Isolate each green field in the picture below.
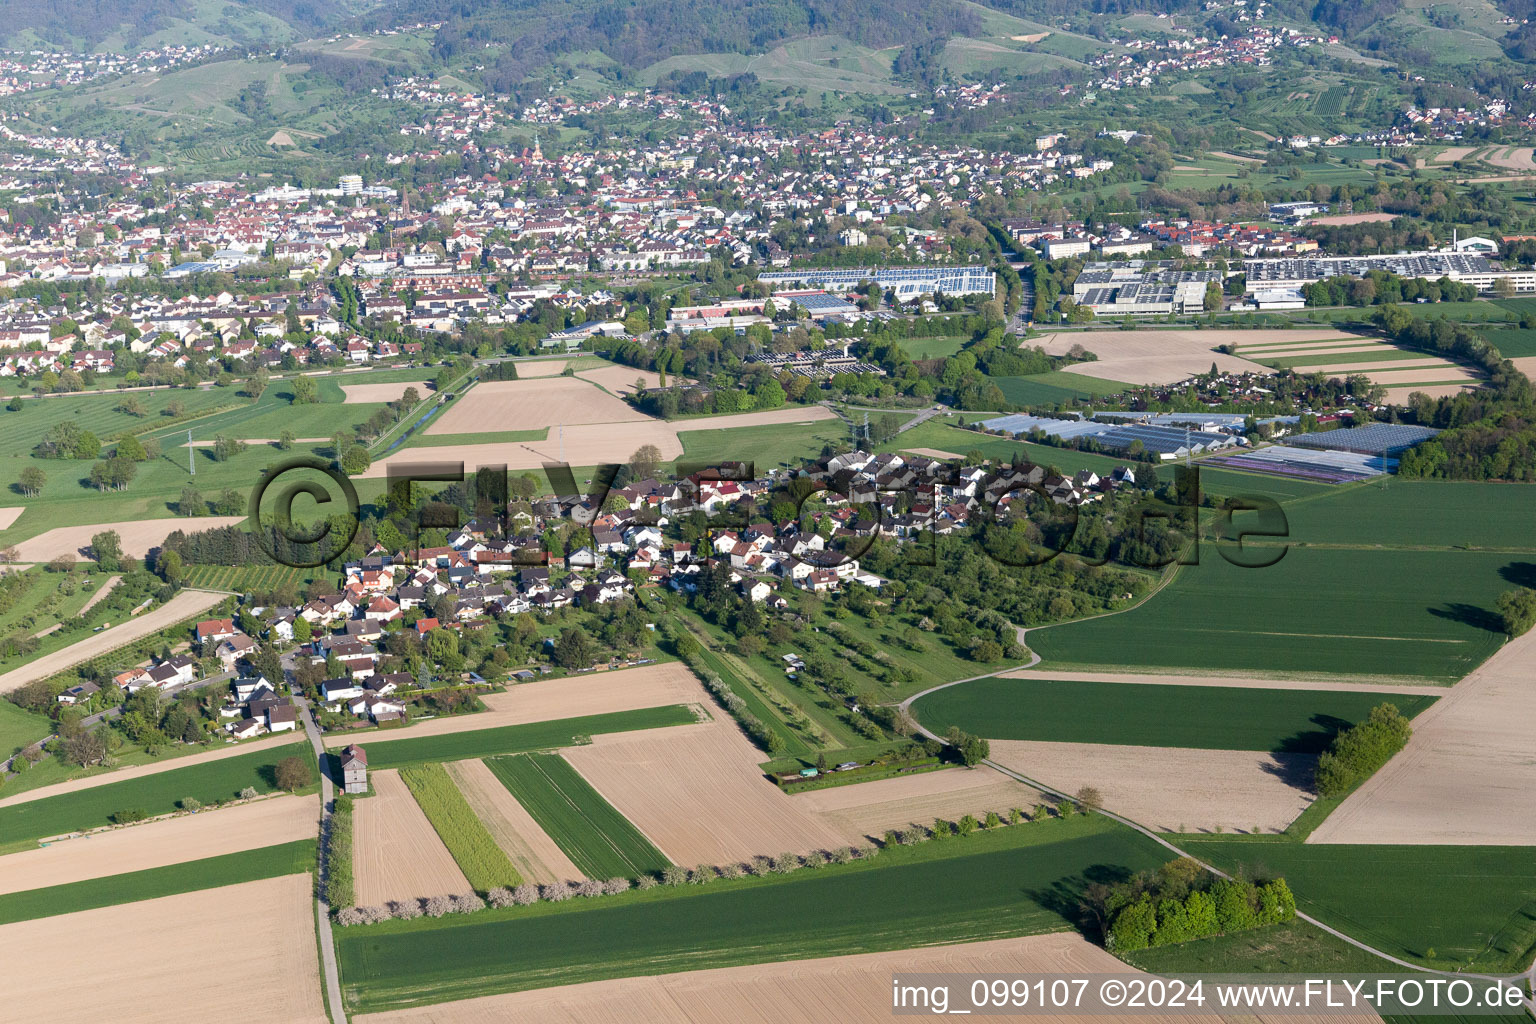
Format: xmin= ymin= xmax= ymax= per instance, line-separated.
xmin=1030 ymin=546 xmax=1510 ymax=681
xmin=880 ymin=419 xmax=1334 ymax=504
xmin=993 ymin=371 xmax=1130 ymax=406
xmin=1259 ymin=348 xmax=1433 ymax=369
xmin=899 ymin=335 xmax=969 ymax=359
xmin=1479 ymin=327 xmax=1536 ymax=358
xmin=912 ymin=677 xmax=1436 ymax=752
xmin=677 ymin=417 xmax=849 ymax=472
xmin=1027 ymin=480 xmax=1531 ymax=683
xmin=1278 ymin=479 xmax=1536 ymax=551
xmin=0 ymin=838 xmax=315 ymax=925
xmin=404 ymin=428 xmax=548 ymax=449
xmin=337 ymin=815 xmax=1168 ymax=1013
xmin=400 ymin=763 xmax=522 ymax=891
xmin=357 ymin=707 xmax=699 ymax=769
xmin=883 ymin=420 xmax=1130 ymax=477
xmin=183 ymin=563 xmax=318 ymax=593
xmin=485 ymin=753 xmax=669 ymax=878
xmin=0 ymin=387 xmax=243 ymax=458
xmin=0 ymin=741 xmax=310 ymax=844
xmin=0 ymin=696 xmax=53 ymax=759
xmin=1183 ymin=840 xmax=1536 ymax=972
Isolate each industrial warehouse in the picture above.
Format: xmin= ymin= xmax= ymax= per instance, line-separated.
xmin=757 ymin=265 xmax=998 ymax=298
xmin=1068 ymin=252 xmax=1536 ymax=316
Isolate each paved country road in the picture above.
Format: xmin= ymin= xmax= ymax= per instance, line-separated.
xmin=290 ymin=657 xmax=348 ymax=1024
xmin=0 ymin=588 xmax=228 ymax=695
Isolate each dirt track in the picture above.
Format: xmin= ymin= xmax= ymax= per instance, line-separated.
xmin=0 ymin=588 xmax=229 ymax=695
xmin=323 ymin=662 xmax=705 ymax=749
xmin=445 ymin=758 xmax=581 ymax=883
xmin=353 ymin=768 xmax=470 ymax=904
xmin=563 ymin=718 xmax=847 ymax=864
xmin=76 ymin=574 xmax=122 ymax=617
xmin=1307 ymin=630 xmax=1536 ymax=845
xmin=988 ymin=740 xmax=1316 ymax=834
xmin=352 ymin=931 xmax=1380 ymax=1024
xmin=0 ymin=873 xmax=327 ymax=1024
xmin=0 ymin=794 xmax=317 ymax=894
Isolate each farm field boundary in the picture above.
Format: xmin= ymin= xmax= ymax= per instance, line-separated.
xmin=485 ymin=753 xmax=670 ymax=878
xmin=0 ymin=838 xmax=315 ymax=926
xmin=335 ymin=815 xmax=1167 ymax=1013
xmin=355 ymin=705 xmax=701 ymax=769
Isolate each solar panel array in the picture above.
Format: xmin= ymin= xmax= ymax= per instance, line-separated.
xmin=1245 ymin=253 xmax=1493 ymax=283
xmin=979 ymin=414 xmax=1110 ymax=440
xmin=1213 ymin=445 xmax=1393 ymax=483
xmin=1285 ymin=423 xmax=1440 ymax=457
xmin=1092 ymin=424 xmax=1239 ymax=456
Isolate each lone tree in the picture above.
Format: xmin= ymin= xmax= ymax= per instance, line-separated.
xmin=340 ymin=444 xmax=372 ymax=476
xmin=89 ymin=530 xmax=123 ymax=572
xmin=1496 ymin=587 xmax=1536 ymax=638
xmin=17 ymin=465 xmax=44 ymax=496
xmin=1075 ymin=786 xmax=1104 ymax=813
xmin=274 ymin=755 xmax=314 ymax=792
xmin=630 ymin=443 xmax=664 ymax=480
xmin=289 ymin=376 xmax=319 ymax=405
xmin=179 ymin=484 xmax=206 ymax=516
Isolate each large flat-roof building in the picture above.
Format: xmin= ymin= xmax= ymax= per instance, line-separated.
xmin=757 ymin=266 xmax=996 ymax=299
xmin=1072 ymin=264 xmax=1222 ymax=316
xmin=1243 ymin=252 xmax=1536 ymax=294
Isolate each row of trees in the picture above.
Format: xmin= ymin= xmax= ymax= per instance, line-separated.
xmin=1315 ymin=703 xmax=1413 ymax=798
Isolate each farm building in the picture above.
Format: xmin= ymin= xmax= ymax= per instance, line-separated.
xmin=340 ymin=744 xmax=368 ymax=795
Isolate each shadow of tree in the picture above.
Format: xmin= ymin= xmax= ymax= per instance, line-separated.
xmin=1499 ymin=561 xmax=1536 ymax=589
xmin=1026 ymin=862 xmax=1138 ymax=942
xmin=1275 ymin=713 xmax=1350 ymax=754
xmin=1428 ymin=602 xmax=1503 ymax=633
xmin=1257 ymin=752 xmax=1318 ymax=793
